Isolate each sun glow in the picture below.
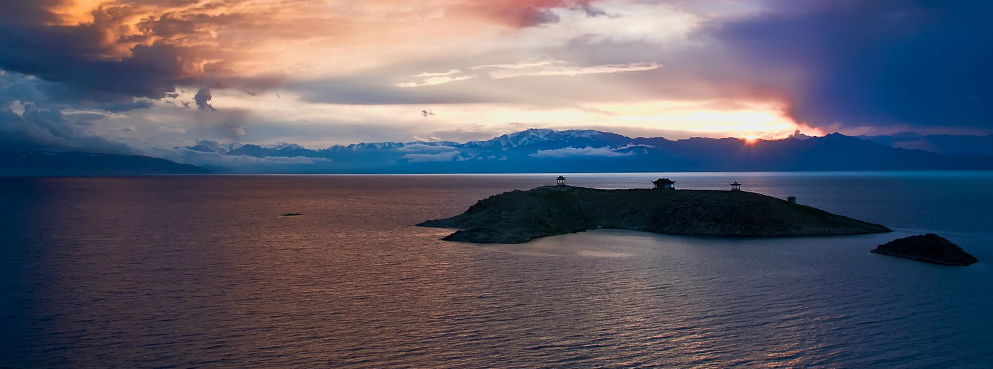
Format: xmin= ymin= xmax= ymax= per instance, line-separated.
xmin=600 ymin=100 xmax=805 ymax=139
xmin=21 ymin=0 xmax=826 ymax=149
xmin=194 ymin=91 xmax=815 ymax=145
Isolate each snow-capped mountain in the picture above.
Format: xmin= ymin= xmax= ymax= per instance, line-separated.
xmin=185 ymin=140 xmax=242 ymax=154
xmin=469 ymin=129 xmax=629 ymax=149
xmin=177 ymin=128 xmax=993 ymax=173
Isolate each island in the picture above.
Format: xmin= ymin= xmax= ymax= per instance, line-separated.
xmin=418 ymin=185 xmax=891 ymax=244
xmin=871 ymin=234 xmax=978 ymax=266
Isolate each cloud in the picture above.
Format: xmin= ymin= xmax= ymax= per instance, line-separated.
xmin=0 ymin=104 xmax=136 ymax=154
xmin=455 ymin=153 xmax=479 ymax=161
xmin=472 ymin=56 xmax=564 ymax=70
xmin=0 ymin=0 xmax=603 ymax=104
xmin=398 ymin=143 xmax=457 ymax=152
xmin=485 ymin=61 xmax=662 ymax=79
xmin=95 ymin=99 xmax=155 ymax=113
xmin=709 ymin=0 xmax=993 ymax=130
xmin=403 ymin=150 xmax=462 ymax=162
xmin=529 ymin=145 xmax=638 ymax=158
xmin=3 ymin=0 xmax=989 ymax=158
xmin=158 ymin=126 xmax=187 ymax=134
xmin=189 ymin=87 xmax=249 ymax=140
xmin=394 ymin=57 xmax=660 ymax=89
xmin=212 ymin=109 xmax=251 ymax=140
xmin=0 ymin=0 xmax=285 ymax=105
xmin=0 ymin=21 xmax=189 ymax=101
xmin=577 ymin=4 xmax=609 ymax=17
xmin=194 ymin=88 xmax=216 ymax=111
xmin=152 ymin=147 xmax=333 ymax=172
xmin=413 ymin=69 xmax=462 ymax=77
xmin=413 ymin=135 xmax=444 ymax=142
xmin=463 ymin=1 xmax=599 ymax=28
xmin=395 ymin=75 xmax=477 ymax=88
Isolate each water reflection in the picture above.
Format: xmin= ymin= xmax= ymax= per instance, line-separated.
xmin=1 ymin=174 xmax=991 ymax=368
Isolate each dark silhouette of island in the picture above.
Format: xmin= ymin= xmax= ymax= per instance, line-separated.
xmin=871 ymin=234 xmax=978 ymax=266
xmin=418 ymin=185 xmax=891 ymax=244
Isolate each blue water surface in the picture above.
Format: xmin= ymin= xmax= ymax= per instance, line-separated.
xmin=1 ymin=172 xmax=991 ymax=368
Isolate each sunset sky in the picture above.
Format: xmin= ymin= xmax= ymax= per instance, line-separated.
xmin=1 ymin=0 xmax=990 ymax=154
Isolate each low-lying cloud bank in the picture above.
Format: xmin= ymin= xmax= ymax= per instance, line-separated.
xmin=530 ymin=144 xmax=645 ymax=158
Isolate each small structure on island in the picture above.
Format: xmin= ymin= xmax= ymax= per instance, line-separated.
xmin=556 ymin=176 xmax=567 ymax=186
xmin=730 ymin=181 xmax=742 ymax=191
xmin=788 ymin=196 xmax=797 ymax=204
xmin=653 ymin=178 xmax=676 ymax=190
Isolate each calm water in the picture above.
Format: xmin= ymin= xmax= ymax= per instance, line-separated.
xmin=1 ymin=173 xmax=992 ymax=368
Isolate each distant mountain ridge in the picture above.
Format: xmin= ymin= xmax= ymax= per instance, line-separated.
xmin=188 ymin=129 xmax=630 ymax=157
xmin=182 ymin=128 xmax=993 ymax=173
xmin=0 ymin=150 xmax=210 ymax=176
xmin=859 ymin=133 xmax=993 ymax=156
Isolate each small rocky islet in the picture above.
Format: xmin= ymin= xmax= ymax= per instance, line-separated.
xmin=418 ymin=184 xmax=892 ymax=244
xmin=871 ymin=234 xmax=979 ymax=266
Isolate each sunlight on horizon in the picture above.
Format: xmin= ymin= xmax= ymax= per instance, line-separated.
xmin=188 ymin=90 xmax=817 ymax=145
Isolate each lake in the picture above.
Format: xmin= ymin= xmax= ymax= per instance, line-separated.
xmin=1 ymin=172 xmax=991 ymax=368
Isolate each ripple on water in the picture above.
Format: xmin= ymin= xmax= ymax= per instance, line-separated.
xmin=1 ymin=175 xmax=992 ymax=368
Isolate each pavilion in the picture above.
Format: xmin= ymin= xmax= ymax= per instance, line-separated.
xmin=653 ymin=178 xmax=675 ymax=190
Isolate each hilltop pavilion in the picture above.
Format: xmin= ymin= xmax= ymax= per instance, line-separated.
xmin=653 ymin=178 xmax=675 ymax=190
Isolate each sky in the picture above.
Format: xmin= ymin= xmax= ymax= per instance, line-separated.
xmin=1 ymin=0 xmax=991 ymax=156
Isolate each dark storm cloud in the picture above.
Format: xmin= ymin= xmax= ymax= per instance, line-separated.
xmin=0 ymin=0 xmax=65 ymax=25
xmin=0 ymin=71 xmax=150 ymax=155
xmin=0 ymin=105 xmax=136 ymax=154
xmin=715 ymin=0 xmax=993 ymax=131
xmin=0 ymin=1 xmax=267 ymax=105
xmin=0 ymin=0 xmax=191 ymax=101
xmin=0 ymin=72 xmax=45 ymax=107
xmin=92 ymin=99 xmax=156 ymax=113
xmin=0 ymin=26 xmax=187 ymax=101
xmin=1 ymin=70 xmax=155 ymax=113
xmin=194 ymin=88 xmax=216 ymax=111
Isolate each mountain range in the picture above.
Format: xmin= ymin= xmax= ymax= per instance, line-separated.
xmin=859 ymin=133 xmax=993 ymax=156
xmin=0 ymin=150 xmax=210 ymax=176
xmin=3 ymin=129 xmax=992 ymax=175
xmin=182 ymin=128 xmax=993 ymax=173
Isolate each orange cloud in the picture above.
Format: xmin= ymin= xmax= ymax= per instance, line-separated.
xmin=457 ymin=0 xmax=601 ymax=27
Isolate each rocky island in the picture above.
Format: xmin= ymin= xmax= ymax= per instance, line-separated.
xmin=418 ymin=185 xmax=891 ymax=244
xmin=871 ymin=234 xmax=979 ymax=266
